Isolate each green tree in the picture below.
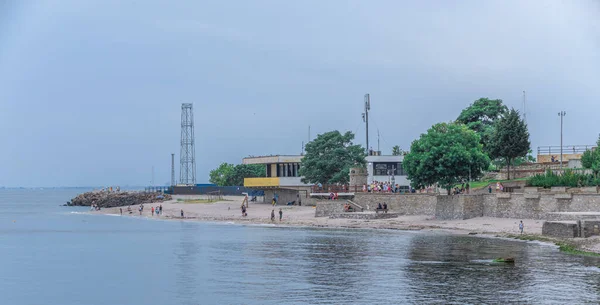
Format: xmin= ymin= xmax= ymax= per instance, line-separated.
xmin=209 ymin=163 xmax=235 ymax=186
xmin=581 ymin=136 xmax=600 ymax=177
xmin=227 ymin=164 xmax=265 ymax=186
xmin=456 ymin=98 xmax=508 ymax=153
xmin=487 ymin=108 xmax=531 ymax=180
xmin=392 ymin=145 xmax=403 ymax=156
xmin=299 ymin=130 xmax=365 ymax=184
xmin=403 ymin=122 xmax=490 ymax=194
xmin=209 ymin=163 xmax=265 ymax=186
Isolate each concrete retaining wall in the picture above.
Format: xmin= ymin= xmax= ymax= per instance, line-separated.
xmin=319 ymin=189 xmax=600 ymax=220
xmin=542 ymin=221 xmax=579 ymax=238
xmin=315 ymin=201 xmax=345 ymax=217
xmin=435 ymin=195 xmax=484 ymax=220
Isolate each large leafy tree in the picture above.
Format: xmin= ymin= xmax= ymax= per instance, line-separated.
xmin=581 ymin=136 xmax=600 ymax=177
xmin=209 ymin=163 xmax=234 ymax=186
xmin=299 ymin=130 xmax=365 ymax=184
xmin=487 ymin=108 xmax=531 ymax=180
xmin=403 ymin=122 xmax=490 ymax=194
xmin=456 ymin=98 xmax=508 ymax=153
xmin=209 ymin=163 xmax=265 ymax=186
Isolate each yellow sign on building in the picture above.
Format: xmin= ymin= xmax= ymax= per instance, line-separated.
xmin=244 ymin=177 xmax=280 ymax=187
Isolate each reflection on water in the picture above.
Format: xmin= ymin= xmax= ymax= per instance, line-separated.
xmin=2 ymin=189 xmax=600 ymax=305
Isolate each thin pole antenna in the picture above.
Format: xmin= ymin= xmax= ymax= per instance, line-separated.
xmin=363 ymin=93 xmax=370 ymax=154
xmin=523 ymin=91 xmax=527 ymax=123
xmin=308 ymin=125 xmax=311 ymax=142
xmin=151 ymin=165 xmax=154 ymax=187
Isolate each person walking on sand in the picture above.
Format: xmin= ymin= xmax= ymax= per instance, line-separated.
xmin=180 ymin=209 xmax=184 ymax=218
xmin=519 ymin=221 xmax=524 ymax=234
xmin=279 ymin=208 xmax=283 ymax=221
xmin=120 ymin=208 xmax=122 ymax=215
xmin=159 ymin=205 xmax=163 ymax=215
xmin=151 ymin=207 xmax=155 ymax=216
xmin=271 ymin=209 xmax=275 ymax=221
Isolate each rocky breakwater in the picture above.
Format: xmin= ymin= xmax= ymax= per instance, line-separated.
xmin=66 ymin=191 xmax=172 ymax=208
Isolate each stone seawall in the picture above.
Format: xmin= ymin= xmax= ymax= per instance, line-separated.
xmin=353 ymin=193 xmax=437 ymax=215
xmin=315 ymin=189 xmax=600 ymax=220
xmin=482 ymin=193 xmax=600 ymax=219
xmin=436 ymin=195 xmax=484 ymax=220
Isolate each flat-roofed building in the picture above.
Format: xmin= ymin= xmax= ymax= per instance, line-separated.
xmin=242 ymin=155 xmax=312 ymax=204
xmin=366 ymin=155 xmax=410 ymax=191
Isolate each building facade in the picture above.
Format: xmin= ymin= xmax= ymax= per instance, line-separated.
xmin=243 ymin=154 xmax=411 ymax=196
xmin=366 ymin=155 xmax=410 ymax=190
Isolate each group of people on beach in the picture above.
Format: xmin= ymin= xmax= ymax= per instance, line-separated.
xmin=90 ymin=204 xmax=101 ymax=211
xmin=271 ymin=209 xmax=282 ymax=221
xmin=151 ymin=205 xmax=163 ymax=217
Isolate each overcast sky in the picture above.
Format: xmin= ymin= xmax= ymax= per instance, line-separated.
xmin=1 ymin=0 xmax=599 ymax=187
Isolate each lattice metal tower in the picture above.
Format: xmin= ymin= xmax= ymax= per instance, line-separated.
xmin=179 ymin=103 xmax=196 ymax=185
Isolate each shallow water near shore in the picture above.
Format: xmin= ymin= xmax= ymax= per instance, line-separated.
xmin=2 ymin=189 xmax=600 ymax=304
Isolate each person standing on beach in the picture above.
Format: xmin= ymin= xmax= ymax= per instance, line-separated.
xmin=159 ymin=205 xmax=163 ymax=215
xmin=151 ymin=207 xmax=155 ymax=216
xmin=180 ymin=209 xmax=184 ymax=218
xmin=271 ymin=210 xmax=275 ymax=221
xmin=519 ymin=221 xmax=524 ymax=234
xmin=120 ymin=208 xmax=122 ymax=215
xmin=279 ymin=208 xmax=283 ymax=221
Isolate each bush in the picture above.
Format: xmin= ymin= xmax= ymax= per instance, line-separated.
xmin=527 ymin=169 xmax=600 ymax=188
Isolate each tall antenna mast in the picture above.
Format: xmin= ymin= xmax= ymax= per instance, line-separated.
xmin=180 ymin=103 xmax=196 ymax=185
xmin=363 ymin=93 xmax=370 ymax=154
xmin=377 ymin=129 xmax=380 ymax=152
xmin=308 ymin=125 xmax=311 ymax=142
xmin=523 ymin=90 xmax=527 ymax=124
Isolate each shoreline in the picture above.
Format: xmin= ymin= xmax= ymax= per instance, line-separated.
xmin=87 ymin=195 xmax=600 ymax=256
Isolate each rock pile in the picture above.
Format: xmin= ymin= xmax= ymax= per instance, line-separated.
xmin=66 ymin=191 xmax=172 ymax=208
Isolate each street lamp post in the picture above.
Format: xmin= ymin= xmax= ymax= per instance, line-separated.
xmin=558 ymin=111 xmax=566 ymax=170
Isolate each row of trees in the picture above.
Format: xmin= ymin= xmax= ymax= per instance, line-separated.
xmin=207 ymin=131 xmax=366 ymax=186
xmin=206 ymin=98 xmax=532 ymax=192
xmin=404 ymin=98 xmax=531 ymax=194
xmin=209 ymin=163 xmax=265 ymax=186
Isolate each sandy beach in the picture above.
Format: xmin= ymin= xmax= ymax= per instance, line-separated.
xmin=94 ymin=195 xmax=543 ymax=235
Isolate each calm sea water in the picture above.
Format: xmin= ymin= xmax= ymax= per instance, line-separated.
xmin=1 ymin=188 xmax=600 ymax=305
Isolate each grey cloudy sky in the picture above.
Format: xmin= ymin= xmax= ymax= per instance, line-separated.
xmin=1 ymin=0 xmax=599 ymax=187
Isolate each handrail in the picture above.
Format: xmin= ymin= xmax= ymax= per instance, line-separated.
xmin=346 ymin=200 xmax=364 ymax=212
xmin=537 ymin=145 xmax=595 ymax=155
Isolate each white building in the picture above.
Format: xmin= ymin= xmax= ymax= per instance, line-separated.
xmin=366 ymin=155 xmax=410 ymax=191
